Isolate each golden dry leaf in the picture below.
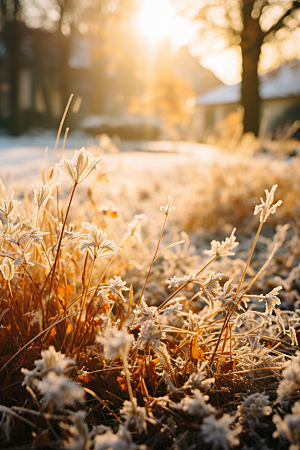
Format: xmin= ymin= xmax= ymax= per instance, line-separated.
xmin=57 ymin=284 xmax=75 ymax=309
xmin=78 ymin=372 xmax=94 ymax=384
xmin=49 ymin=327 xmax=57 ymax=338
xmin=221 ymin=360 xmax=236 ymax=374
xmin=33 ymin=430 xmax=50 ymax=446
xmin=117 ymin=376 xmax=128 ymax=391
xmin=65 ymin=322 xmax=73 ymax=336
xmin=197 ymin=347 xmax=206 ymax=361
xmin=190 ymin=335 xmax=198 ymax=366
xmin=146 ymin=360 xmax=157 ymax=393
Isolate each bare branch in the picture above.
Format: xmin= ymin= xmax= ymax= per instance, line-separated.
xmin=264 ymin=0 xmax=300 ymax=37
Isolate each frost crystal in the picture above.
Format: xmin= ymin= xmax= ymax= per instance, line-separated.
xmin=0 ymin=191 xmax=20 ymax=225
xmin=216 ymin=280 xmax=236 ymax=311
xmin=96 ymin=276 xmax=129 ymax=305
xmin=254 ymin=184 xmax=282 ymax=223
xmin=203 ymin=271 xmax=223 ymax=296
xmin=120 ymin=398 xmax=148 ymax=432
xmin=251 ymin=286 xmax=282 ymax=315
xmin=34 ymin=182 xmax=60 ymax=208
xmin=79 ymin=223 xmax=121 ymax=260
xmin=160 ymin=195 xmax=176 ymax=216
xmin=21 ymin=345 xmax=76 ymax=386
xmin=50 ymin=223 xmax=81 ymax=252
xmin=277 ymin=351 xmax=300 ymax=401
xmin=166 ymin=272 xmax=194 ymax=289
xmin=56 ymin=147 xmax=103 ymax=185
xmin=8 ymin=228 xmax=48 ymax=248
xmin=133 ymin=298 xmax=158 ymax=327
xmin=61 ymin=410 xmax=90 ymax=450
xmin=135 ymin=320 xmax=164 ymax=350
xmin=288 ymin=326 xmax=298 ymax=346
xmin=237 ymin=393 xmax=271 ymax=425
xmin=201 ymin=414 xmax=242 ymax=450
xmin=34 ymin=371 xmax=84 ymax=408
xmin=124 ymin=214 xmax=146 ymax=244
xmin=174 ymin=389 xmax=215 ymax=416
xmin=96 ymin=287 xmax=114 ymax=306
xmin=109 ymin=276 xmax=130 ymax=301
xmin=0 ymin=257 xmax=15 ymax=281
xmin=183 ymin=362 xmax=215 ymax=390
xmin=97 ymin=328 xmax=134 ymax=359
xmin=161 ymin=301 xmax=183 ymax=316
xmin=273 ymin=401 xmax=300 ymax=450
xmin=94 ymin=426 xmax=139 ymax=450
xmin=204 ymin=229 xmax=239 ymax=257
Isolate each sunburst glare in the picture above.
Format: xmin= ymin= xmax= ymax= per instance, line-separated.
xmin=136 ymin=0 xmax=193 ymax=46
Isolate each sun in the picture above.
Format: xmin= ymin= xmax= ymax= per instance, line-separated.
xmin=136 ymin=0 xmax=176 ymax=43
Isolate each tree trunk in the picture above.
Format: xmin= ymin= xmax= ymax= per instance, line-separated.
xmin=5 ymin=18 xmax=23 ymax=135
xmin=59 ymin=32 xmax=72 ymax=111
xmin=240 ymin=0 xmax=264 ymax=136
xmin=57 ymin=0 xmax=73 ymax=112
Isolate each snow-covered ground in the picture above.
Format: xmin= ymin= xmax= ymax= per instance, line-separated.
xmin=0 ymin=130 xmax=218 ymax=189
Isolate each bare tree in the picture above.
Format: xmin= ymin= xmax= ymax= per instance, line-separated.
xmin=191 ymin=0 xmax=300 ymax=135
xmin=0 ymin=0 xmax=23 ymax=134
xmin=0 ymin=0 xmax=138 ymax=133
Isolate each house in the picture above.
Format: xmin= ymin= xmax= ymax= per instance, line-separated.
xmin=171 ymin=46 xmax=223 ymax=96
xmin=0 ymin=25 xmax=224 ymax=137
xmin=194 ymin=59 xmax=300 ymax=140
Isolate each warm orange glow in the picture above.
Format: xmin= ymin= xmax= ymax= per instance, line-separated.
xmin=136 ymin=0 xmax=175 ymax=42
xmin=136 ymin=0 xmax=194 ymax=46
xmin=200 ymin=45 xmax=242 ymax=85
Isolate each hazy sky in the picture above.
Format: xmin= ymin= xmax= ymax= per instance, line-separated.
xmin=136 ymin=0 xmax=300 ymax=85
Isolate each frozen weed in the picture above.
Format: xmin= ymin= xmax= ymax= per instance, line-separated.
xmin=0 ymin=138 xmax=299 ymax=450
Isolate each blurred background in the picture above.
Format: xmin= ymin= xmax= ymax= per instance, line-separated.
xmin=1 ymin=0 xmax=300 ymax=141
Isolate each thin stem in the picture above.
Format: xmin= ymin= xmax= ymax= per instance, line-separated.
xmin=26 ymin=385 xmax=60 ymax=441
xmin=232 ymin=221 xmax=264 ymax=301
xmin=215 ymin=244 xmax=279 ymax=341
xmin=0 ymin=309 xmax=82 ymax=374
xmin=35 ymin=207 xmax=40 ymax=228
xmin=8 ymin=281 xmax=13 ymax=352
xmin=60 ymin=127 xmax=69 ymax=159
xmin=121 ymin=350 xmax=135 ymax=407
xmin=43 ymin=147 xmax=48 ymax=183
xmin=219 ymin=324 xmax=229 ymax=367
xmin=130 ymin=213 xmax=168 ymax=327
xmin=157 ymin=255 xmax=217 ymax=313
xmin=48 ymin=183 xmax=77 ymax=307
xmin=82 ymin=258 xmax=96 ymax=310
xmin=140 ymin=215 xmax=168 ymax=299
xmin=209 ymin=221 xmax=264 ymax=368
xmin=57 ymin=247 xmax=78 ymax=285
xmin=33 ymin=208 xmax=41 ymax=280
xmin=71 ymin=257 xmax=96 ymax=352
xmin=51 ymin=94 xmax=73 ymax=169
xmin=76 ymin=308 xmax=98 ymax=354
xmin=80 ymin=256 xmax=114 ymax=336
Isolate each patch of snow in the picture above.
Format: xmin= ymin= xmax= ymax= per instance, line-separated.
xmin=196 ymin=60 xmax=300 ymax=106
xmin=81 ymin=115 xmax=162 ymax=129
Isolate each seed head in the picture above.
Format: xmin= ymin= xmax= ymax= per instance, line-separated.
xmin=160 ymin=196 xmax=176 ymax=216
xmin=34 ymin=182 xmax=60 ymax=208
xmin=97 ymin=328 xmax=134 ymax=359
xmin=254 ymin=184 xmax=282 ymax=223
xmin=79 ymin=223 xmax=121 ymax=260
xmin=34 ymin=371 xmax=84 ymax=408
xmin=56 ymin=147 xmax=103 ymax=185
xmin=0 ymin=192 xmax=20 ymax=225
xmin=204 ymin=228 xmax=239 ymax=258
xmin=0 ymin=257 xmax=15 ymax=281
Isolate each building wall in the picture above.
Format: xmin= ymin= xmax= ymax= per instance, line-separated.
xmin=194 ymin=97 xmax=300 ymax=141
